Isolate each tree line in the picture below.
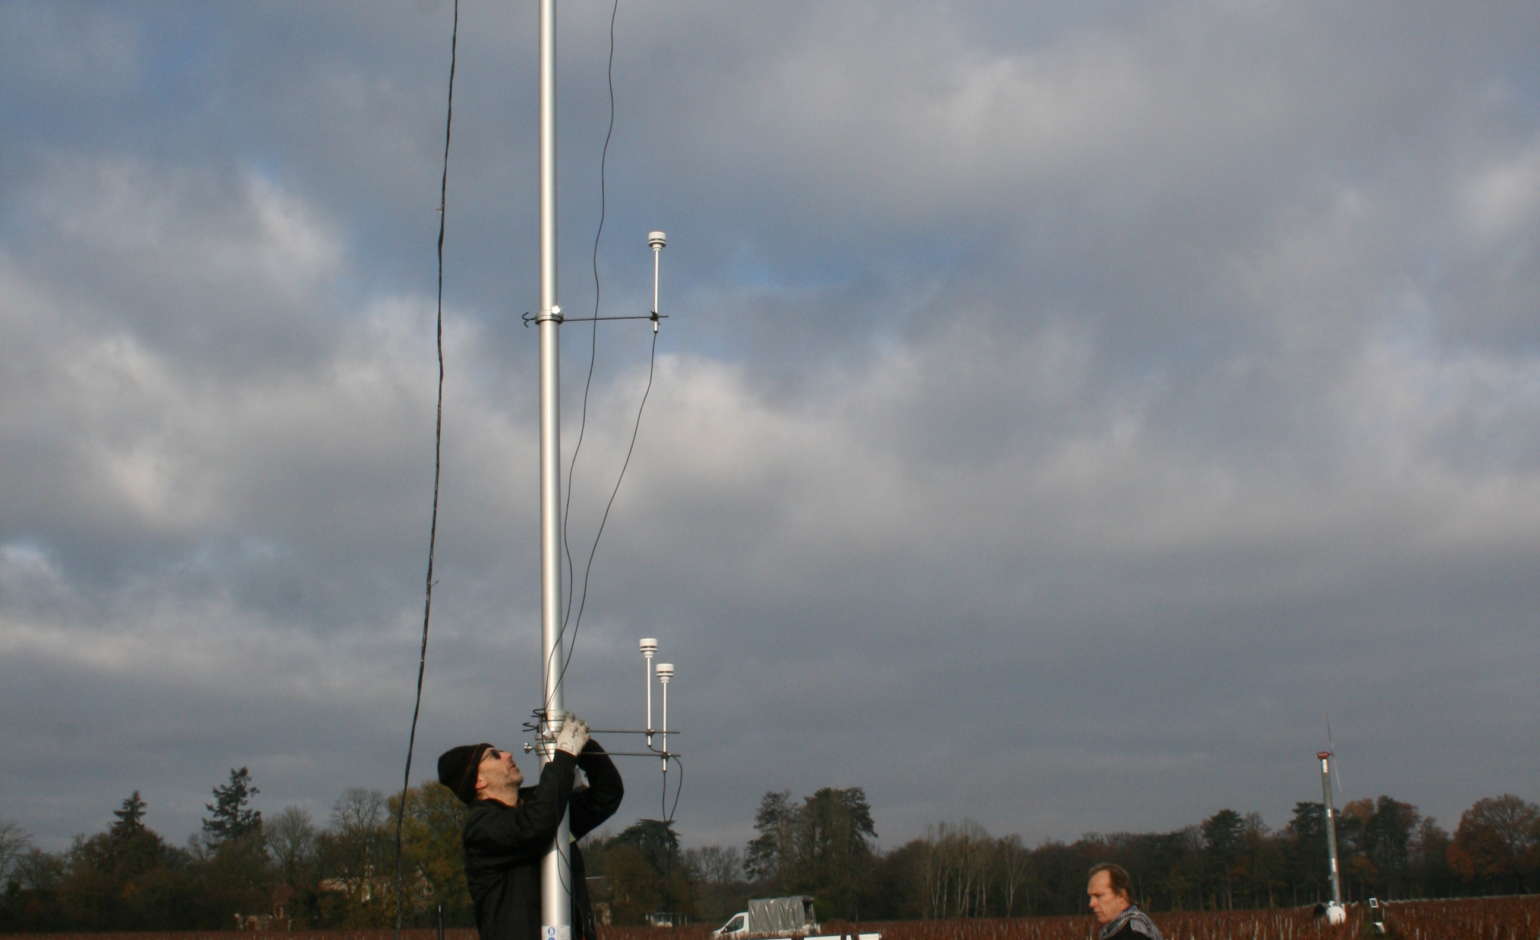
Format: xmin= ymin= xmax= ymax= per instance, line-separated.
xmin=708 ymin=790 xmax=1540 ymax=924
xmin=2 ymin=772 xmax=1536 ymax=932
xmin=0 ymin=768 xmax=471 ymax=932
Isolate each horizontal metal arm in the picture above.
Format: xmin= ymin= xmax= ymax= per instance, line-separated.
xmin=522 ymin=312 xmax=669 ymax=326
xmin=598 ymin=750 xmax=683 ymax=758
xmin=585 ymin=727 xmax=682 ymax=736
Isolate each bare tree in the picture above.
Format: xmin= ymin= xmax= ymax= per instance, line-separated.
xmin=923 ymin=819 xmax=993 ymax=918
xmin=265 ymin=806 xmax=318 ymax=890
xmin=686 ymin=844 xmax=744 ymax=884
xmin=0 ymin=819 xmax=34 ymax=884
xmin=994 ymin=834 xmax=1033 ymax=916
xmin=321 ymin=788 xmax=390 ymax=909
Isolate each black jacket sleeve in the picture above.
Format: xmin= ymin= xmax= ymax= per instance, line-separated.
xmin=570 ymin=739 xmax=624 ymax=839
xmin=463 ymin=750 xmax=577 ymax=866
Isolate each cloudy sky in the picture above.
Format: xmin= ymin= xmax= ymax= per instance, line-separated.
xmin=3 ymin=0 xmax=1537 ymax=858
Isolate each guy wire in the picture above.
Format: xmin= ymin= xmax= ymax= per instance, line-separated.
xmin=394 ymin=0 xmax=457 ymax=933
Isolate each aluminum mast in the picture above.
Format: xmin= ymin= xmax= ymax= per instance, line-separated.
xmin=536 ymin=0 xmax=573 ymax=934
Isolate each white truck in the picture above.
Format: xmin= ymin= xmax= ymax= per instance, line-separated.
xmin=710 ymin=896 xmax=880 ymax=940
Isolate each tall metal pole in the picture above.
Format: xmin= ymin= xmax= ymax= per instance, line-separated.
xmin=1317 ymin=750 xmax=1343 ymax=907
xmin=537 ymin=0 xmax=573 ymax=934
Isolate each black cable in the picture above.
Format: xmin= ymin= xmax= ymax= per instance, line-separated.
xmin=561 ymin=326 xmax=658 ymax=685
xmin=663 ymin=754 xmax=684 ymax=823
xmin=547 ymin=0 xmax=622 ymax=709
xmin=515 ymin=0 xmax=677 ymax=899
xmin=659 ymin=756 xmax=684 ymax=921
xmin=394 ymin=1 xmax=457 ymax=933
xmin=545 ymin=0 xmax=623 ymax=904
xmin=538 ymin=326 xmax=661 ymax=900
xmin=559 ymin=0 xmax=620 ymax=624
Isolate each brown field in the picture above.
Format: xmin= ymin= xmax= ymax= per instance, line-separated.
xmin=5 ymin=896 xmax=1537 ymax=940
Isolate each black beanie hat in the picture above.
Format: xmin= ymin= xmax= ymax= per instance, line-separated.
xmin=438 ymin=743 xmax=492 ymax=804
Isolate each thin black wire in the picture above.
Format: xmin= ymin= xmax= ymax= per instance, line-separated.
xmin=394 ymin=0 xmax=457 ymax=933
xmin=663 ymin=754 xmax=684 ymax=823
xmin=559 ymin=0 xmax=619 ymax=624
xmin=546 ymin=0 xmax=622 ymax=708
xmin=545 ymin=0 xmax=622 ymax=904
xmin=543 ymin=325 xmax=660 ymax=903
xmin=658 ymin=756 xmax=684 ymax=918
xmin=562 ymin=327 xmax=658 ymax=680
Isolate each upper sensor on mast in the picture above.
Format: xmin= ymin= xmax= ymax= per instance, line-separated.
xmin=648 ymin=231 xmax=667 ymax=330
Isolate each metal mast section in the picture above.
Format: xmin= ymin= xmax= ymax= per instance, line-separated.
xmin=1317 ymin=750 xmax=1344 ymax=910
xmin=536 ymin=0 xmax=573 ymax=934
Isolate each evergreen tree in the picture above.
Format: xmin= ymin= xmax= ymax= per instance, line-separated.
xmin=599 ymin=819 xmax=688 ymax=922
xmin=112 ymin=791 xmax=148 ymax=836
xmin=746 ymin=790 xmax=795 ymax=888
xmin=203 ymin=767 xmax=263 ymax=845
xmin=1408 ymin=817 xmax=1454 ymax=898
xmin=744 ymin=787 xmax=877 ymax=917
xmin=1363 ymin=796 xmax=1420 ymax=896
xmin=56 ymin=796 xmax=187 ymax=931
xmin=797 ymin=787 xmax=876 ymax=918
xmin=1200 ymin=808 xmax=1245 ymax=909
xmin=1286 ymin=801 xmax=1328 ymax=903
xmin=613 ymin=818 xmax=682 ymax=873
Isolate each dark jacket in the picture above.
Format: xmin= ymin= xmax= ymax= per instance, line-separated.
xmin=463 ymin=741 xmax=623 ymax=939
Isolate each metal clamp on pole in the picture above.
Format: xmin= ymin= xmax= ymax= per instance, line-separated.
xmin=521 ymin=638 xmax=683 ymax=765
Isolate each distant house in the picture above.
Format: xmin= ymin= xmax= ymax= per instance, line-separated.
xmin=234 ymin=884 xmax=295 ymax=930
xmin=646 ymin=911 xmax=689 ymax=927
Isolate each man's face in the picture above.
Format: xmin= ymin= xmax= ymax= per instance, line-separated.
xmin=476 ymin=746 xmax=523 ymax=792
xmin=1087 ymin=870 xmax=1130 ymax=925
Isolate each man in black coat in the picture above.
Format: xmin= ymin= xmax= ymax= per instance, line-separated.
xmin=439 ymin=715 xmax=623 ymax=939
xmin=1087 ymin=862 xmax=1164 ymax=940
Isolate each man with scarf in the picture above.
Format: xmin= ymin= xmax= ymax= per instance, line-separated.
xmin=1087 ymin=862 xmax=1164 ymax=940
xmin=438 ymin=714 xmax=623 ymax=939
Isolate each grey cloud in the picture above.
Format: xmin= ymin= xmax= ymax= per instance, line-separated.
xmin=3 ymin=0 xmax=1538 ymax=857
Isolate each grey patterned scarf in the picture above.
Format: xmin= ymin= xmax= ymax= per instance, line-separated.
xmin=1098 ymin=905 xmax=1164 ymax=940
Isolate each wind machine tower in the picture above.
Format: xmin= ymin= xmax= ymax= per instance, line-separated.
xmin=1316 ymin=750 xmax=1346 ymax=925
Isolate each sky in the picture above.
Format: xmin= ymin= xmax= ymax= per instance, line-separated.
xmin=2 ymin=0 xmax=1538 ymax=859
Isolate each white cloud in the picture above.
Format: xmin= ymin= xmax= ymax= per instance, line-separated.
xmin=1461 ymin=132 xmax=1540 ymax=240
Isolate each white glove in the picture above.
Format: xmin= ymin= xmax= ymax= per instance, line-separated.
xmin=554 ymin=715 xmax=590 ymax=756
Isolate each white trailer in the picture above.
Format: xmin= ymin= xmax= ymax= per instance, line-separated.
xmin=711 ymin=896 xmax=880 ymax=940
